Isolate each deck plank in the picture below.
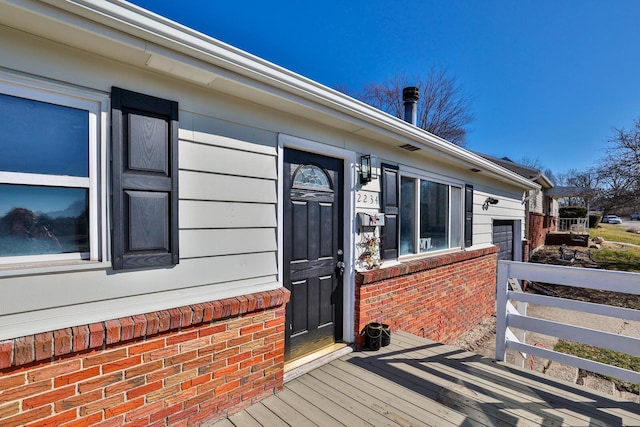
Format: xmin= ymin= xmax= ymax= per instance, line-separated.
xmin=303 ymin=367 xmax=425 ymax=427
xmin=259 ymin=392 xmax=318 ymax=426
xmin=213 ymin=331 xmax=640 ymax=427
xmin=346 ymin=348 xmax=519 ymax=426
xmin=244 ymin=401 xmax=289 ymax=427
xmin=287 ymin=378 xmax=377 ymax=426
xmin=383 ymin=334 xmax=620 ymax=426
xmin=227 ymin=410 xmax=262 ymax=427
xmin=378 ymin=343 xmax=580 ymax=426
xmin=321 ymin=361 xmax=463 ymax=426
xmin=390 ymin=332 xmax=640 ymax=425
xmin=473 ymin=359 xmax=640 ymax=426
xmin=323 ymin=360 xmax=467 ymax=425
xmin=271 ymin=388 xmax=343 ymax=427
xmin=207 ymin=418 xmax=234 ymax=427
xmin=377 ymin=338 xmax=586 ymax=425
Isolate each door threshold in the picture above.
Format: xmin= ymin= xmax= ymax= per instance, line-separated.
xmin=284 ymin=343 xmax=353 ymax=383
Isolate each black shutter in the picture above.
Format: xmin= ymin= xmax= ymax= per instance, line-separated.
xmin=380 ymin=163 xmax=399 ymax=260
xmin=111 ymin=87 xmax=179 ymax=270
xmin=464 ymin=184 xmax=473 ymax=247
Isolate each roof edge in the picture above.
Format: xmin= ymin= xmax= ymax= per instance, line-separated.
xmin=28 ymin=0 xmax=538 ymax=190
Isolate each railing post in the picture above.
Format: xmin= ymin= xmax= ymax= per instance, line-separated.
xmin=509 ymin=278 xmax=527 ymax=368
xmin=495 ymin=260 xmax=509 ymax=361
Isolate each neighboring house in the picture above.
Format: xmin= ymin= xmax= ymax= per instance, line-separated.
xmin=478 ymin=154 xmax=558 ymax=259
xmin=0 ymin=1 xmax=538 ymax=425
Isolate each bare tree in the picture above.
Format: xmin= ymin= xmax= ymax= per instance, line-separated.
xmin=518 ymin=156 xmax=545 ymax=170
xmin=595 ymin=160 xmax=636 ymax=214
xmin=516 ymin=156 xmax=557 ymax=185
xmin=608 ymin=117 xmax=640 ymax=170
xmin=543 ymin=168 xmax=557 ymax=185
xmin=344 ymin=67 xmax=474 ymax=147
xmin=552 ymin=168 xmax=599 ymax=207
xmin=593 ymin=117 xmax=640 ymax=213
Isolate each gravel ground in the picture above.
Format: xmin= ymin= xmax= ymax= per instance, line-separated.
xmin=451 ymin=314 xmax=497 ymax=357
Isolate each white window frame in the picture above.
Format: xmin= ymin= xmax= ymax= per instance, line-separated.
xmin=0 ymin=70 xmax=108 ymax=269
xmin=399 ymin=169 xmax=465 ymax=258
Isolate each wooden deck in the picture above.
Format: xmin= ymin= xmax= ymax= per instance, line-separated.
xmin=211 ymin=332 xmax=640 ymax=426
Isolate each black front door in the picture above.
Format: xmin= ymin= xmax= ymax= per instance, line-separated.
xmin=283 ymin=148 xmax=344 ymax=361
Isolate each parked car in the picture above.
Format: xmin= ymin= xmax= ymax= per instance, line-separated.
xmin=602 ymin=215 xmax=623 ymax=224
xmin=631 ymin=213 xmax=640 ymax=220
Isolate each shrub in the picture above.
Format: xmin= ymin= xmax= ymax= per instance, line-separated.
xmin=589 ymin=213 xmax=602 ymax=228
xmin=560 ymin=206 xmax=587 ymax=218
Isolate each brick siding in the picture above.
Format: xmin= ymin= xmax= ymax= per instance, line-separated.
xmin=354 ymin=247 xmax=498 ymax=348
xmin=0 ymin=288 xmax=289 ymax=427
xmin=529 ymin=212 xmax=557 ymax=258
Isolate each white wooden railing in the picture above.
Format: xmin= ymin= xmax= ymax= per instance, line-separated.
xmin=496 ymin=261 xmax=640 ymax=385
xmin=557 ymin=217 xmax=588 ymax=232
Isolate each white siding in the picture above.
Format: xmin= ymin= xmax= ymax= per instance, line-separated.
xmin=180 ymin=141 xmax=276 ymax=179
xmin=0 ymin=26 xmax=283 ymax=338
xmin=179 ymin=201 xmax=276 ymax=229
xmin=527 ymin=189 xmax=544 ymax=214
xmin=473 ymin=187 xmax=527 ymax=248
xmin=0 ymin=17 xmax=535 ymax=340
xmin=0 ymin=262 xmax=278 ymax=341
xmin=180 ymin=229 xmax=277 ymax=258
xmin=180 ymin=171 xmax=277 ymax=203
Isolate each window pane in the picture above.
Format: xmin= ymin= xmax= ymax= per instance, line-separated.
xmin=0 ymin=94 xmax=89 ymax=177
xmin=292 ymin=165 xmax=332 ymax=190
xmin=0 ymin=184 xmax=89 ymax=257
xmin=400 ymin=177 xmax=415 ymax=255
xmin=450 ymin=186 xmax=462 ymax=248
xmin=419 ymin=180 xmax=449 ymax=251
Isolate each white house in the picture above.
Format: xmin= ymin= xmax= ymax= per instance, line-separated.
xmin=478 ymin=154 xmax=558 ymax=258
xmin=0 ymin=1 xmax=538 ymax=425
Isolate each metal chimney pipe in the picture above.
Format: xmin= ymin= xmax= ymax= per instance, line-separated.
xmin=402 ymin=86 xmax=420 ymax=125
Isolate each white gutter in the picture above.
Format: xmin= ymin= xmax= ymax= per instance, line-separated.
xmin=17 ymin=0 xmax=537 ymax=190
xmin=530 ymin=172 xmax=554 ymax=189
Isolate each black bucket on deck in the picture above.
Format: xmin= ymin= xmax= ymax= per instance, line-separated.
xmin=381 ymin=324 xmax=391 ymax=347
xmin=365 ymin=322 xmax=382 ymax=351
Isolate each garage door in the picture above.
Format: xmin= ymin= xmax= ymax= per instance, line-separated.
xmin=493 ymin=220 xmax=514 ymax=261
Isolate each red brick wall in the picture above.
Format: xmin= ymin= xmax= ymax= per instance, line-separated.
xmin=0 ymin=288 xmax=289 ymax=427
xmin=528 ymin=212 xmax=557 ymax=258
xmin=354 ymin=247 xmax=498 ymax=348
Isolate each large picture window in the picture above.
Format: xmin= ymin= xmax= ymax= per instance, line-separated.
xmin=0 ymin=74 xmax=104 ymax=264
xmin=399 ymin=175 xmax=463 ymax=256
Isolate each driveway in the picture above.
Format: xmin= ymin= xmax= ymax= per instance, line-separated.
xmin=621 ymin=218 xmax=640 ymax=231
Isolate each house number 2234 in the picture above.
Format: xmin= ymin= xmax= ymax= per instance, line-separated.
xmin=357 ymin=192 xmax=379 ymax=205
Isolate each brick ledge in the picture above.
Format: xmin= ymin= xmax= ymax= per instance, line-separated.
xmin=0 ymin=287 xmax=290 ymax=369
xmin=356 ymin=246 xmax=498 ymax=285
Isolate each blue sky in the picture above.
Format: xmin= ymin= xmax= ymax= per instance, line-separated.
xmin=130 ymin=0 xmax=640 ymax=177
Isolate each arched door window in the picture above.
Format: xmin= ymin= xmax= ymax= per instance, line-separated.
xmin=292 ymin=164 xmax=332 ymax=191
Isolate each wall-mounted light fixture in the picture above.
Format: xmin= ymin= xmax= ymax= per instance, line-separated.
xmin=483 ymin=197 xmax=499 ymax=209
xmin=360 ymin=154 xmax=376 ymax=184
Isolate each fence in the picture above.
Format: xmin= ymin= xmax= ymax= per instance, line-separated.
xmin=496 ymin=261 xmax=640 ymax=385
xmin=557 ymin=217 xmax=588 ymax=232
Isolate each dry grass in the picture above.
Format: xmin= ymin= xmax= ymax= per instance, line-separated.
xmin=590 ymin=223 xmax=640 ymax=245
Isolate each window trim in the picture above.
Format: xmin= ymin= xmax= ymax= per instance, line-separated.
xmin=398 ymin=169 xmax=465 ymax=258
xmin=0 ymin=70 xmax=108 ymax=268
